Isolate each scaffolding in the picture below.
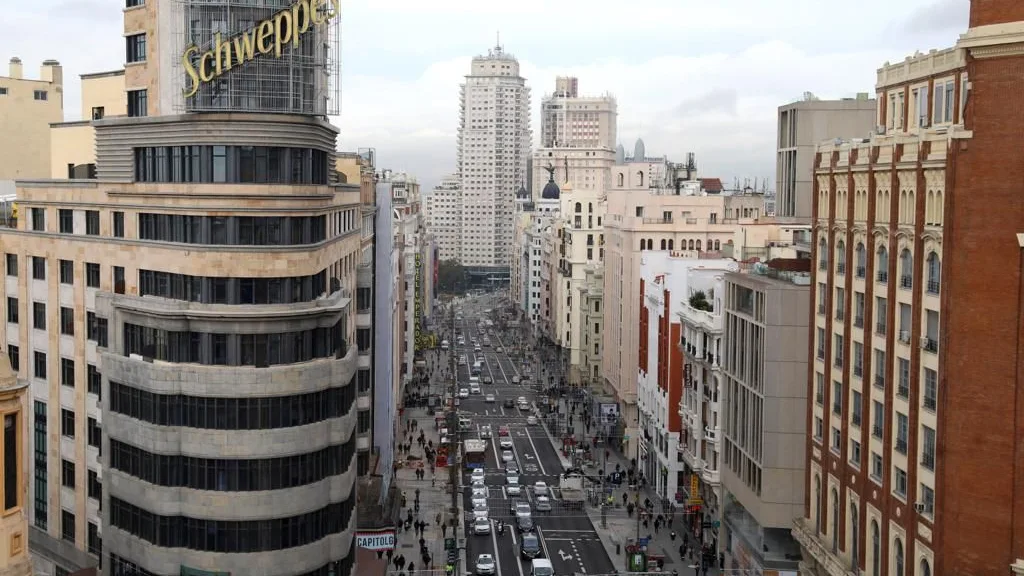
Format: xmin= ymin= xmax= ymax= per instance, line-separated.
xmin=172 ymin=0 xmax=341 ymax=116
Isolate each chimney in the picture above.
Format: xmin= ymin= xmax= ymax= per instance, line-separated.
xmin=969 ymin=0 xmax=1024 ymax=28
xmin=8 ymin=57 xmax=22 ymax=79
xmin=40 ymin=59 xmax=62 ymax=85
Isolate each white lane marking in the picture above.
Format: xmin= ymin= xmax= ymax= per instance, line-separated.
xmin=500 ymin=406 xmax=506 ymax=417
xmin=558 ymin=549 xmax=573 ymax=561
xmin=537 ymin=526 xmax=553 ymax=566
xmin=489 ymin=517 xmax=504 ymax=576
xmin=524 ymin=422 xmax=548 ymax=476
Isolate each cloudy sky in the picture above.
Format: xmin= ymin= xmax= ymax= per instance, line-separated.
xmin=10 ymin=0 xmax=967 ymax=190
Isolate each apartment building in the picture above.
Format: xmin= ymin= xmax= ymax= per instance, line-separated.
xmin=0 ymin=355 xmax=33 ymax=576
xmin=425 ymin=174 xmax=461 ymax=262
xmin=0 ymin=58 xmax=64 ymax=182
xmin=720 ymin=261 xmax=810 ymax=574
xmin=637 ymin=252 xmax=737 ymax=502
xmin=539 ymin=76 xmax=617 ymax=150
xmin=512 ymin=175 xmax=560 ymax=327
xmin=776 ymin=94 xmax=876 ymax=219
xmin=3 ymin=2 xmax=359 ymax=575
xmin=676 ymin=257 xmax=741 ymax=540
xmin=49 ymin=69 xmax=126 ymax=179
xmin=578 ymin=263 xmax=604 ymax=385
xmin=794 ymin=5 xmax=1024 ymax=575
xmin=456 ymin=43 xmax=531 ymax=271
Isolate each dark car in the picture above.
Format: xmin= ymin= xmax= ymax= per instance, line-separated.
xmin=517 ymin=515 xmax=534 ymax=532
xmin=520 ymin=532 xmax=541 ymax=558
xmin=503 ymin=399 xmax=515 ymax=409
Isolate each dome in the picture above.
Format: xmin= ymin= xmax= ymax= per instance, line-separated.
xmin=541 ymin=172 xmax=560 ymax=199
xmin=633 ymin=138 xmax=646 ymax=161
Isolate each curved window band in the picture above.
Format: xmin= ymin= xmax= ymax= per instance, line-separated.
xmin=138 ymin=213 xmax=327 ymax=246
xmin=139 ymin=269 xmax=328 ymax=305
xmin=110 ymin=438 xmax=356 ymax=491
xmin=110 ymin=497 xmax=353 ymax=553
xmin=108 ymin=550 xmax=355 ymax=576
xmin=109 ymin=381 xmax=356 ymax=430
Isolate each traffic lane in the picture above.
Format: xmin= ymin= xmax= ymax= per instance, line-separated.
xmin=525 ymin=422 xmax=567 ymax=476
xmin=494 ymin=528 xmax=527 ymax=576
xmin=539 ymin=529 xmax=614 ymax=576
xmin=576 ymin=537 xmax=617 ymax=574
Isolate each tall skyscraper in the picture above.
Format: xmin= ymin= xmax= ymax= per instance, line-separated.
xmin=456 ymin=43 xmax=531 ymax=272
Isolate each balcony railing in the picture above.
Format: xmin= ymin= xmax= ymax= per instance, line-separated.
xmin=818 ymin=304 xmax=826 ymax=315
xmin=923 ymin=337 xmax=938 ymax=353
xmin=896 ymin=438 xmax=908 ymax=454
xmin=835 ymin=309 xmax=845 ymax=322
xmin=836 ymin=262 xmax=846 ymax=275
xmin=874 ymin=375 xmax=885 ymax=389
xmin=856 ymin=266 xmax=866 ymax=278
xmin=876 ymin=322 xmax=887 ymax=335
xmin=817 ymin=348 xmax=825 ymax=361
xmin=921 ymin=452 xmax=935 ymax=470
xmin=927 ymin=280 xmax=940 ymax=294
xmin=877 ymin=271 xmax=888 ymax=284
xmin=873 ymin=425 xmax=883 ymax=438
xmin=897 ymin=383 xmax=909 ymax=398
xmin=853 ymin=364 xmax=862 ymax=377
xmin=854 ymin=315 xmax=864 ymax=328
xmin=818 ymin=260 xmax=828 ymax=271
xmin=900 ymin=275 xmax=913 ymax=289
xmin=924 ymin=394 xmax=936 ymax=411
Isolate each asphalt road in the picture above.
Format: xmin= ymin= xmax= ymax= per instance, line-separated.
xmin=447 ymin=295 xmax=615 ymax=576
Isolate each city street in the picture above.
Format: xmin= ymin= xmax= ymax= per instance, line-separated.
xmin=447 ymin=295 xmax=616 ymax=576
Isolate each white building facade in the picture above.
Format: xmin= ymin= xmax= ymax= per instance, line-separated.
xmin=456 ymin=43 xmax=531 ymax=270
xmin=426 ymin=174 xmax=461 ymax=262
xmin=540 ymin=76 xmax=617 ymax=150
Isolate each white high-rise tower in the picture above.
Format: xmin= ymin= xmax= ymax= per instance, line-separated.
xmin=456 ymin=43 xmax=531 ymax=271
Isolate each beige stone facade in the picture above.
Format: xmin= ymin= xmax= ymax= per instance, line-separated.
xmin=49 ymin=70 xmax=126 ymax=179
xmin=0 ymin=356 xmax=32 ymax=576
xmin=0 ymin=58 xmax=64 ymax=181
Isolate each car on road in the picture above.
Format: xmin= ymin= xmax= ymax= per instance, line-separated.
xmin=484 ymin=394 xmax=496 ymax=403
xmin=511 ymin=500 xmax=531 ymax=517
xmin=498 ymin=425 xmax=510 ymax=437
xmin=471 ymin=494 xmax=488 ymax=508
xmin=526 ymin=415 xmax=538 ymax=425
xmin=474 ymin=345 xmax=482 ymax=352
xmin=472 ymin=517 xmax=491 ymax=536
xmin=441 ymin=340 xmax=449 ymax=351
xmin=471 ymin=478 xmax=486 ymax=488
xmin=470 ymin=385 xmax=481 ymax=395
xmin=480 ymin=425 xmax=492 ymax=439
xmin=501 ymin=449 xmax=514 ymax=462
xmin=470 ymin=468 xmax=486 ymax=483
xmin=499 ymin=437 xmax=513 ymax=449
xmin=472 ymin=501 xmax=489 ymax=519
xmin=516 ymin=514 xmax=535 ymax=532
xmin=506 ymin=475 xmax=521 ymax=496
xmin=520 ymin=532 xmax=541 ymax=559
xmin=475 ymin=554 xmax=496 ymax=575
xmin=495 ymin=346 xmax=503 ymax=353
xmin=533 ymin=481 xmax=549 ymax=496
xmin=535 ymin=495 xmax=552 ymax=512
xmin=503 ymin=399 xmax=515 ymax=409
xmin=505 ymin=461 xmax=519 ymax=474
xmin=482 ymin=376 xmax=493 ymax=384
xmin=458 ymin=388 xmax=469 ymax=398
xmin=511 ymin=376 xmax=520 ymax=384
xmin=471 ymin=486 xmax=488 ymax=499
xmin=458 ymin=356 xmax=467 ymax=366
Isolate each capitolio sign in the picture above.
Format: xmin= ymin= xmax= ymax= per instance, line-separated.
xmin=182 ymin=0 xmax=339 ymax=98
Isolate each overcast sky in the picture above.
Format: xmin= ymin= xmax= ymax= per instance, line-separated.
xmin=9 ymin=0 xmax=968 ymax=190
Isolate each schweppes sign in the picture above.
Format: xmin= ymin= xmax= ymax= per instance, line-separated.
xmin=182 ymin=0 xmax=340 ymax=98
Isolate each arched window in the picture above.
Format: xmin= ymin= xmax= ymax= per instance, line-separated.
xmin=814 ymin=476 xmax=822 ymax=532
xmin=647 ymin=239 xmax=653 ymax=250
xmin=850 ymin=504 xmax=859 ymax=570
xmin=818 ymin=239 xmax=829 ymax=270
xmin=877 ymin=246 xmax=889 ymax=283
xmin=637 ymin=171 xmax=644 ymax=187
xmin=855 ymin=243 xmax=866 ymax=277
xmin=714 ymin=240 xmax=721 ymax=251
xmin=894 ymin=538 xmax=904 ymax=576
xmin=696 ymin=240 xmax=702 ymax=251
xmin=660 ymin=239 xmax=667 ymax=250
xmin=900 ymin=249 xmax=914 ymax=288
xmin=871 ymin=520 xmax=880 ymax=576
xmin=927 ymin=251 xmax=941 ymax=293
xmin=640 ymin=239 xmax=646 ymax=251
xmin=689 ymin=239 xmax=695 ymax=250
xmin=617 ymin=173 xmax=624 ymax=187
xmin=575 ymin=202 xmax=582 ymax=213
xmin=831 ymin=488 xmax=840 ymax=552
xmin=588 ymin=202 xmax=593 ymax=213
xmin=919 ymin=559 xmax=931 ymax=576
xmin=836 ymin=240 xmax=846 ymax=274
xmin=668 ymin=239 xmax=674 ymax=250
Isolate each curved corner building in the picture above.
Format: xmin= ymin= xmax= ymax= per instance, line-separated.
xmin=1 ymin=1 xmax=358 ymax=575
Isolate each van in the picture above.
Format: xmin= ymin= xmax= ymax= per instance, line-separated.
xmin=469 ymin=376 xmax=480 ymax=386
xmin=529 ymin=559 xmax=554 ymax=576
xmin=441 ymin=340 xmax=450 ymax=351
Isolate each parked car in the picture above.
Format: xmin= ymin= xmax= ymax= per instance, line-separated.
xmin=476 ymin=554 xmax=496 ymax=575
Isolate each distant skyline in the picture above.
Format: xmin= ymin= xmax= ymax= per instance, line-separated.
xmin=6 ymin=0 xmax=969 ymax=190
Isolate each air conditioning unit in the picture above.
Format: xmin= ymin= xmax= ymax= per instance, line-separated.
xmin=899 ymin=330 xmax=910 ymax=342
xmin=919 ymin=337 xmax=930 ymax=349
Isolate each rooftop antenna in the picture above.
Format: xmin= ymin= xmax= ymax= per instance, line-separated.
xmin=496 ymin=30 xmax=501 ymax=50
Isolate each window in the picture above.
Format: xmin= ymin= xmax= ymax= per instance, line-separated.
xmin=32 ymin=256 xmax=45 ymax=280
xmin=873 ymin=401 xmax=884 ymax=438
xmin=814 ymin=416 xmax=823 ymax=440
xmin=87 ymin=365 xmax=102 ymax=398
xmin=30 ymin=208 xmax=45 ymax=231
xmin=875 ymin=296 xmax=888 ymax=334
xmin=921 ymin=425 xmax=936 ymax=469
xmin=32 ymin=302 xmax=45 ymax=330
xmin=86 ymin=263 xmax=100 ymax=288
xmin=852 ymin=390 xmax=863 ymax=426
xmin=59 ymin=259 xmax=73 ymax=284
xmin=926 ymin=251 xmax=941 ymax=294
xmin=7 ymin=346 xmax=18 ymax=372
xmin=832 ymin=381 xmax=842 ymax=415
xmin=88 ymin=521 xmax=102 ymax=557
xmin=33 ymin=401 xmax=46 ymax=529
xmin=127 ymin=89 xmax=147 ymax=117
xmin=126 ymin=0 xmax=144 ymax=6
xmin=4 ymin=413 xmax=18 ymax=510
xmin=896 ymin=412 xmax=909 ymax=454
xmin=114 ymin=266 xmax=125 ymax=294
xmin=60 ymin=358 xmax=74 ymax=388
xmin=113 ymin=211 xmax=125 ymax=238
xmin=91 ymin=106 xmax=104 ymax=120
xmin=58 ymin=209 xmax=73 ymax=233
xmin=831 ymin=427 xmax=841 ymax=452
xmin=899 ymin=249 xmax=913 ymax=288
xmin=61 ymin=459 xmax=75 ymax=488
xmin=894 ymin=467 xmax=907 ymax=498
xmin=855 ymin=243 xmax=866 ymax=276
xmin=815 ymin=372 xmax=824 ymax=405
xmin=871 ymin=452 xmax=883 ymax=481
xmin=60 ymin=307 xmax=74 ymax=335
xmin=5 ymin=254 xmax=16 ymax=277
xmin=894 ymin=538 xmax=905 ymax=576
xmin=33 ymin=90 xmax=47 ymax=101
xmin=876 ymin=246 xmax=889 ymax=283
xmin=871 ymin=520 xmax=881 ymax=576
xmin=834 ymin=334 xmax=844 ymax=367
xmin=898 ymin=358 xmax=910 ymax=397
xmin=850 ymin=440 xmax=861 ymax=467
xmin=0 ymin=87 xmax=6 ymax=95
xmin=88 ymin=470 xmax=101 ymax=500
xmin=920 ymin=484 xmax=935 ymax=516
xmin=853 ymin=341 xmax=863 ymax=377
xmin=126 ymin=33 xmax=146 ymax=63
xmin=61 ymin=509 xmax=75 ymax=543
xmin=6 ymin=297 xmax=17 ymax=324
xmin=923 ymin=368 xmax=937 ymax=411
xmin=61 ymin=409 xmax=75 ymax=439
xmin=85 ymin=210 xmax=100 ymax=235
xmin=87 ymin=418 xmax=100 ymax=448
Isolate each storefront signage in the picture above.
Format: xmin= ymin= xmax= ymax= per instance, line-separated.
xmin=182 ymin=0 xmax=340 ymax=98
xmin=688 ymin=475 xmax=703 ymax=505
xmin=414 ymin=254 xmax=426 ymax=351
xmin=356 ymin=529 xmax=396 ymax=551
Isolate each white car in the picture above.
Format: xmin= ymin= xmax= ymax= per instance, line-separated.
xmin=458 ymin=356 xmax=467 ymax=366
xmin=470 ymin=385 xmax=481 ymax=395
xmin=484 ymin=394 xmax=496 ymax=403
xmin=480 ymin=425 xmax=492 ymax=439
xmin=526 ymin=415 xmax=538 ymax=425
xmin=474 ymin=345 xmax=482 ymax=352
xmin=470 ymin=468 xmax=486 ymax=483
xmin=499 ymin=437 xmax=514 ymax=449
xmin=533 ymin=481 xmax=549 ymax=496
xmin=472 ymin=494 xmax=488 ymax=508
xmin=475 ymin=553 xmax=496 ymax=575
xmin=501 ymin=450 xmax=514 ymax=462
xmin=516 ymin=396 xmax=528 ymax=404
xmin=512 ymin=376 xmax=521 ymax=384
xmin=459 ymin=388 xmax=469 ymax=398
xmin=473 ymin=517 xmax=491 ymax=536
xmin=513 ymin=501 xmax=532 ymax=517
xmin=472 ymin=501 xmax=489 ymax=519
xmin=471 ymin=486 xmax=488 ymax=499
xmin=535 ymin=495 xmax=552 ymax=512
xmin=506 ymin=476 xmax=522 ymax=496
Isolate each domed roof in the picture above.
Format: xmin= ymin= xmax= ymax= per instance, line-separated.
xmin=541 ymin=174 xmax=560 ymax=199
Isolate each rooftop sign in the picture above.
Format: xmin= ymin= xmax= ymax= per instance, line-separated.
xmin=182 ymin=0 xmax=339 ymax=98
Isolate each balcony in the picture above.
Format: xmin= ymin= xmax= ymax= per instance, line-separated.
xmin=877 ymin=271 xmax=888 ymax=284
xmin=791 ymin=517 xmax=858 ymax=576
xmin=836 ymin=262 xmax=846 ymax=275
xmin=900 ymin=275 xmax=913 ymax=289
xmin=923 ymin=337 xmax=938 ymax=353
xmin=855 ymin=266 xmax=866 ymax=278
xmin=700 ymin=465 xmax=721 ymax=486
xmin=927 ymin=280 xmax=940 ymax=294
xmin=680 ymin=304 xmax=722 ymax=332
xmin=704 ymin=426 xmax=719 ymax=444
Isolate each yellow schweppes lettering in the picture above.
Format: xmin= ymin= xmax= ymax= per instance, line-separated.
xmin=182 ymin=0 xmax=339 ymax=99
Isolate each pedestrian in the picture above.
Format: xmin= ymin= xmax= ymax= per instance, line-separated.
xmin=670 ymin=530 xmax=677 ymax=541
xmin=408 ymin=562 xmax=415 ymax=573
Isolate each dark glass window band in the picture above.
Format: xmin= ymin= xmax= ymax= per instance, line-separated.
xmin=110 ymin=497 xmax=353 ymax=553
xmin=138 ymin=213 xmax=327 ymax=246
xmin=108 ymin=381 xmax=355 ymax=430
xmin=122 ymin=321 xmax=346 ymax=366
xmin=110 ymin=437 xmax=356 ymax=491
xmin=109 ymin=542 xmax=355 ymax=576
xmin=134 ymin=145 xmax=329 ymax=185
xmin=139 ymin=269 xmax=327 ymax=305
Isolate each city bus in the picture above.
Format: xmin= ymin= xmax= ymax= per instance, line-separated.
xmin=463 ymin=439 xmax=487 ymax=470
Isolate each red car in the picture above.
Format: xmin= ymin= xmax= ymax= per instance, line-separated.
xmin=498 ymin=425 xmax=511 ymax=437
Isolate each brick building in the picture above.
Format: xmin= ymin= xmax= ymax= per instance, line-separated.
xmin=793 ymin=2 xmax=1024 ymax=576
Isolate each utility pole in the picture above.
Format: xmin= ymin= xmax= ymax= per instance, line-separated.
xmin=445 ymin=299 xmax=460 ymax=576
